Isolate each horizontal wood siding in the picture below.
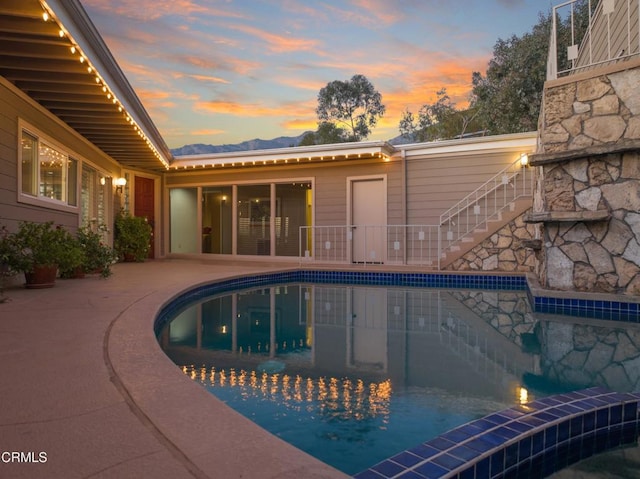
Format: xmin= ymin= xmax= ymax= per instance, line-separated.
xmin=577 ymin=0 xmax=639 ymax=69
xmin=405 ymin=149 xmax=522 ymax=225
xmin=0 ymin=79 xmax=122 ymax=232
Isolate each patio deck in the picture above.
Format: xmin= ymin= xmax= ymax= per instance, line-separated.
xmin=0 ymin=259 xmax=347 ymax=479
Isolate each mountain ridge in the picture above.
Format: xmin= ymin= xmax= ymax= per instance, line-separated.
xmin=171 ymin=132 xmax=411 ymax=156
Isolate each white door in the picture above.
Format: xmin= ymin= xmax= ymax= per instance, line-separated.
xmin=351 ymin=178 xmax=386 ymax=263
xmin=348 ymin=287 xmax=387 ymax=372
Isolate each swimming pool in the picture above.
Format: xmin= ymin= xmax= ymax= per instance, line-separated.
xmin=154 ymin=271 xmax=640 ymax=476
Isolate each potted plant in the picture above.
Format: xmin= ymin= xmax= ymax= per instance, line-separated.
xmin=71 ymin=225 xmax=118 ymax=278
xmin=114 ymin=212 xmax=152 ymax=262
xmin=4 ymin=221 xmax=84 ymax=288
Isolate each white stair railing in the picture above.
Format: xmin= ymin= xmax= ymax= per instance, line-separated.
xmin=439 ymin=158 xmax=533 ymax=253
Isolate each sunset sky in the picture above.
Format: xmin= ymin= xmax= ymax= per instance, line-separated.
xmin=81 ymin=0 xmax=555 ymax=149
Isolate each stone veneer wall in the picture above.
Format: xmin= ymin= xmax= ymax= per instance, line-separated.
xmin=450 ymin=290 xmax=535 ymax=347
xmin=533 ymin=63 xmax=640 ymax=296
xmin=446 ymin=213 xmax=538 ymax=273
xmin=538 ymin=319 xmax=640 ymax=392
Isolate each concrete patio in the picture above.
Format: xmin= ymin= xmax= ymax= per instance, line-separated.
xmin=0 ymin=259 xmax=347 ymax=479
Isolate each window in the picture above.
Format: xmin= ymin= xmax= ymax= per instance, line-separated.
xmin=19 ymin=127 xmax=78 ymax=210
xmin=81 ymin=164 xmax=107 ymax=230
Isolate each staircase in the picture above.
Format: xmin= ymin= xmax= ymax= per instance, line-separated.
xmin=438 ymin=157 xmax=534 ymax=268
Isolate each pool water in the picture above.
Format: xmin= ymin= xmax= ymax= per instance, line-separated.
xmin=158 ymin=283 xmax=640 ymax=475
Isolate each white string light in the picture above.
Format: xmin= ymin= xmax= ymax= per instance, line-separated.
xmin=39 ymin=1 xmax=169 ymax=168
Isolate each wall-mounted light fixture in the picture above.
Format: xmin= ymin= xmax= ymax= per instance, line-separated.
xmin=520 ymin=153 xmax=529 ymax=167
xmin=114 ymin=177 xmax=127 ymax=193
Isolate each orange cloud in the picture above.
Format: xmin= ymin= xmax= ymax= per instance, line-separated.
xmin=347 ymin=0 xmax=404 ymax=25
xmin=82 ymin=0 xmax=245 ymax=21
xmin=224 ymin=23 xmax=321 ymax=53
xmin=281 ymin=118 xmax=317 ymax=131
xmin=191 ymin=129 xmax=226 ymax=136
xmin=173 ymin=73 xmax=231 ymax=85
xmin=195 ymin=101 xmax=282 ymax=117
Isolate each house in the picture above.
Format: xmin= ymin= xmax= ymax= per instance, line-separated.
xmin=0 ymin=0 xmax=539 ymax=275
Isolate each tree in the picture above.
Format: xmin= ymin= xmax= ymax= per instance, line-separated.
xmin=399 ymin=88 xmax=482 ymax=142
xmin=470 ymin=12 xmax=552 ymax=135
xmin=299 ymin=122 xmax=348 ymax=146
xmin=316 ymin=74 xmax=385 ymax=142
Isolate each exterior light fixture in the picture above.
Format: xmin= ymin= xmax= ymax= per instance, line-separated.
xmin=114 ymin=177 xmax=127 ymax=193
xmin=520 ymin=153 xmax=529 ymax=167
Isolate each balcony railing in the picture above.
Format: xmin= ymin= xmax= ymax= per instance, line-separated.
xmin=548 ymin=0 xmax=640 ymax=80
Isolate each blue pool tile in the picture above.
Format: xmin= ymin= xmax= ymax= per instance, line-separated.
xmin=465 ymin=436 xmax=498 ymax=454
xmin=570 ymin=416 xmax=583 ymax=437
xmin=493 ymin=426 xmax=521 ymax=440
xmin=449 ymin=445 xmax=480 ymax=462
xmin=623 ymin=402 xmax=638 ymax=422
xmin=468 ymin=418 xmax=497 ymax=432
xmin=390 ymin=451 xmax=423 ymax=468
xmin=395 ymin=470 xmax=424 ymax=479
xmin=372 ymin=460 xmax=405 ymax=478
xmin=408 ymin=444 xmax=440 ymax=460
xmin=499 ymin=408 xmax=527 ymax=419
xmin=505 ymin=442 xmax=519 ymax=469
xmin=490 ymin=449 xmax=505 ymax=476
xmin=544 ymin=425 xmax=558 ymax=449
xmin=440 ymin=428 xmax=473 ymax=443
xmin=532 ymin=411 xmax=557 ymax=422
xmin=413 ymin=461 xmax=449 ymax=478
xmin=474 ymin=457 xmax=490 ymax=478
xmin=431 ymin=453 xmax=465 ymax=471
xmin=456 ymin=422 xmax=488 ymax=437
xmin=610 ymin=404 xmax=623 ymax=424
xmin=596 ymin=408 xmax=609 ymax=428
xmin=554 ymin=404 xmax=583 ymax=415
xmin=508 ymin=420 xmax=535 ymax=433
xmin=557 ymin=420 xmax=570 ymax=443
xmin=353 ymin=469 xmax=385 ymax=479
xmin=518 ymin=436 xmax=532 ymax=460
xmin=519 ymin=415 xmax=546 ymax=428
xmin=484 ymin=413 xmax=512 ymax=426
xmin=426 ymin=436 xmax=456 ymax=452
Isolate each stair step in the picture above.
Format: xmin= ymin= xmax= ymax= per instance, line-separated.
xmin=461 ymin=237 xmax=474 ymax=243
xmin=449 ymin=245 xmax=461 ymax=252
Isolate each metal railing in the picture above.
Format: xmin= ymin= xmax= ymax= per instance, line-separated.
xmin=299 ymin=159 xmax=532 ymax=268
xmin=438 ymin=158 xmax=533 ymax=251
xmin=299 ymin=224 xmax=442 ymax=268
xmin=548 ymin=0 xmax=640 ymax=80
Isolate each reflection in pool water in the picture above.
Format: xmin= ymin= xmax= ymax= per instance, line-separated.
xmin=158 ymin=284 xmax=640 ymax=475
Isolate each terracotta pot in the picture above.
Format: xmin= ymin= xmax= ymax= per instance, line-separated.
xmin=123 ymin=253 xmax=137 ymax=262
xmin=24 ymin=264 xmax=58 ymax=289
xmin=70 ymin=267 xmax=85 ymax=279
